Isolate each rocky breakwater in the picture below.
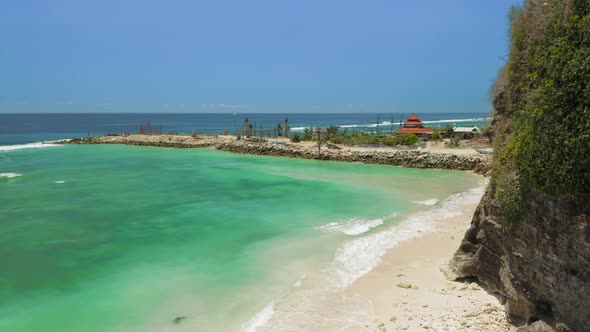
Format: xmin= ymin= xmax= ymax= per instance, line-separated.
xmin=215 ymin=140 xmax=491 ymax=175
xmin=61 ymin=134 xmax=227 ymax=148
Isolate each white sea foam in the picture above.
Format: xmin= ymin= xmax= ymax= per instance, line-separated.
xmin=330 ymin=185 xmax=485 ymax=287
xmin=315 ymin=217 xmax=385 ymax=236
xmin=240 ymin=302 xmax=276 ymax=332
xmin=0 ymin=173 xmax=22 ymax=178
xmin=293 ymin=277 xmax=305 ymax=288
xmin=421 ymin=117 xmax=491 ymax=124
xmin=0 ymin=142 xmax=60 ymax=151
xmin=412 ymin=198 xmax=439 ymax=206
xmin=289 ymin=117 xmax=490 ymax=132
xmin=54 ymin=180 xmax=65 ymax=184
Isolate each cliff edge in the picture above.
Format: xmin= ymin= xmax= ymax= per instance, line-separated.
xmin=447 ymin=1 xmax=590 ymax=331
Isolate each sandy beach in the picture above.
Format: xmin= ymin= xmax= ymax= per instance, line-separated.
xmin=347 ymin=203 xmax=514 ymax=332
xmin=258 ymin=182 xmax=514 ymax=332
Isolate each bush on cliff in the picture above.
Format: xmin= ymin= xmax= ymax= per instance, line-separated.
xmin=493 ymin=0 xmax=590 ymax=219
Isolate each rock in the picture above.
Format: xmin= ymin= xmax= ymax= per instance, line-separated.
xmin=463 ymin=309 xmax=480 ymax=318
xmin=173 ymin=316 xmax=187 ymax=324
xmin=516 ymin=320 xmax=556 ymax=332
xmin=396 ymin=282 xmax=412 ymax=289
xmin=448 ymin=185 xmax=590 ymax=330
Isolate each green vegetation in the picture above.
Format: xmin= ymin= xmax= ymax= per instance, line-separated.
xmin=290 ymin=132 xmax=301 ymax=143
xmin=492 ymin=0 xmax=590 ymax=219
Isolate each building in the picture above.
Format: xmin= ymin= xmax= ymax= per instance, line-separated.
xmin=453 ymin=126 xmax=480 ymax=139
xmin=396 ymin=114 xmax=434 ymax=137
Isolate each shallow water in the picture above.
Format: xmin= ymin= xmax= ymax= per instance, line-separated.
xmin=0 ymin=144 xmax=481 ymax=331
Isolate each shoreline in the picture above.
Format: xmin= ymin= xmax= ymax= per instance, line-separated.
xmin=252 ymin=182 xmax=514 ymax=331
xmin=58 ymin=134 xmax=492 ymax=175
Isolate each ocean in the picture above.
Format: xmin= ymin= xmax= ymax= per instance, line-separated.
xmin=0 ymin=113 xmax=486 ymax=331
xmin=0 ymin=112 xmax=490 ymax=146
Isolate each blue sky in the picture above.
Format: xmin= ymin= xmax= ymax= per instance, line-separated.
xmin=0 ymin=0 xmax=519 ymax=113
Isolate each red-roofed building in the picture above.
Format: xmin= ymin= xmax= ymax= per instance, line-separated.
xmin=396 ymin=114 xmax=434 ymax=137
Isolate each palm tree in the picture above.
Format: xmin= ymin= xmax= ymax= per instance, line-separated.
xmin=284 ymin=117 xmax=290 ymax=138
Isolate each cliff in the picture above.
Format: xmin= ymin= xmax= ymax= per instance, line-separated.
xmin=447 ymin=1 xmax=590 ymax=331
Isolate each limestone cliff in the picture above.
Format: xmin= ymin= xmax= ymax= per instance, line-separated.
xmin=448 ymin=1 xmax=590 ymax=331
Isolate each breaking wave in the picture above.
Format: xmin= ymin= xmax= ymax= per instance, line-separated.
xmin=315 ymin=217 xmax=385 ymax=236
xmin=0 ymin=142 xmax=61 ymax=151
xmin=0 ymin=173 xmax=22 ymax=178
xmin=330 ymin=185 xmax=485 ymax=287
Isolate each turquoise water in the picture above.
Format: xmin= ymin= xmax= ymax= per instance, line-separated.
xmin=0 ymin=145 xmax=481 ymax=331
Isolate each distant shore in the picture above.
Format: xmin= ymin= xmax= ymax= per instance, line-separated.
xmin=59 ymin=134 xmax=492 ymax=175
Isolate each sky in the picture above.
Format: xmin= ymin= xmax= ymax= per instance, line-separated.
xmin=0 ymin=0 xmax=520 ymax=113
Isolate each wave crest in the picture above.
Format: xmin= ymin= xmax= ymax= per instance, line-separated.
xmin=412 ymin=198 xmax=439 ymax=206
xmin=0 ymin=142 xmax=61 ymax=151
xmin=0 ymin=173 xmax=22 ymax=178
xmin=315 ymin=217 xmax=385 ymax=236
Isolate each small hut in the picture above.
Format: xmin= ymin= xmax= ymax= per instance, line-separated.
xmin=396 ymin=114 xmax=434 ymax=138
xmin=453 ymin=126 xmax=480 ymax=140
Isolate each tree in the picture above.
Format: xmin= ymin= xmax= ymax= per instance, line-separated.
xmin=326 ymin=125 xmax=339 ymax=138
xmin=284 ymin=117 xmax=290 ymax=138
xmin=441 ymin=125 xmax=455 ymax=138
xmin=480 ymin=125 xmax=493 ymax=143
xmin=303 ymin=127 xmax=313 ymax=140
xmin=243 ymin=117 xmax=254 ymax=138
xmin=316 ymin=127 xmax=323 ymax=158
xmin=277 ymin=123 xmax=283 ymax=137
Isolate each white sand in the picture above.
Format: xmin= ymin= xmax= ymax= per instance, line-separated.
xmin=260 ymin=184 xmax=514 ymax=332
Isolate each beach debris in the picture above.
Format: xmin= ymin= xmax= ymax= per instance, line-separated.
xmin=395 ymin=274 xmax=406 ymax=277
xmin=389 ymin=316 xmax=397 ymax=322
xmin=173 ymin=316 xmax=187 ymax=324
xmin=396 ymin=282 xmax=412 ymax=289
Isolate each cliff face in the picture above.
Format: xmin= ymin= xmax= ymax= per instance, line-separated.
xmin=449 ymin=1 xmax=590 ymax=330
xmin=450 ymin=184 xmax=590 ymax=330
